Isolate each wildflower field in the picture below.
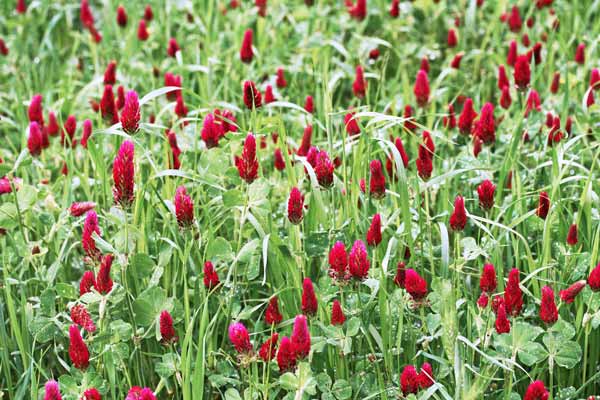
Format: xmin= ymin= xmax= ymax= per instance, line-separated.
xmin=2 ymin=0 xmax=600 ymax=399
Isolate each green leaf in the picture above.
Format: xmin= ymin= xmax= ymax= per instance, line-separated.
xmin=304 ymin=231 xmax=329 ymax=258
xmin=16 ymin=184 xmax=37 ymax=211
xmin=40 ymin=288 xmax=55 ymax=316
xmin=206 ymin=237 xmax=233 ymax=263
xmin=28 ymin=316 xmax=58 ymax=343
xmin=331 ymin=380 xmax=352 ymax=400
xmin=223 ymin=189 xmax=244 ymax=208
xmin=548 ymin=319 xmax=576 ymax=341
xmin=518 ymin=342 xmax=547 ymax=366
xmin=155 ymin=353 xmax=178 ymax=379
xmin=55 ymin=283 xmax=77 ymax=300
xmin=554 ymin=341 xmax=582 ymax=369
xmin=133 ymin=287 xmax=168 ymax=326
xmin=131 ymin=253 xmax=155 ymax=278
xmin=315 ymin=372 xmax=332 ymax=393
xmin=346 ymin=317 xmax=360 ymax=337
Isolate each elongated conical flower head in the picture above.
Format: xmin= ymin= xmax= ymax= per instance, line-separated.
xmin=349 ymin=240 xmax=370 ymax=280
xmin=265 ymin=296 xmax=283 ymax=325
xmin=277 ymin=336 xmax=297 ymax=372
xmin=120 ymin=90 xmax=140 ymax=134
xmin=536 ymin=191 xmax=550 ymax=219
xmin=401 ymin=365 xmax=419 ymax=395
xmin=100 ymin=85 xmax=119 ymax=124
xmin=366 ymin=214 xmax=382 ymax=246
xmin=235 ymin=134 xmax=259 ymax=183
xmin=449 ymin=195 xmax=467 ymax=231
xmin=328 ymin=241 xmax=348 ymax=280
xmin=94 ymin=254 xmax=113 ymax=294
xmin=80 ymin=271 xmax=95 ymax=296
xmin=405 ymin=269 xmax=427 ymax=300
xmin=566 ymin=223 xmax=578 ymax=246
xmin=559 ymin=280 xmax=586 ymax=303
xmin=504 ymin=268 xmax=523 ymax=316
xmin=70 ymin=304 xmax=96 ymax=333
xmin=28 ymin=121 xmax=43 ymax=156
xmin=160 ymin=310 xmax=177 ymax=343
xmin=369 ymin=159 xmax=386 ymax=199
xmin=240 ymin=29 xmax=253 ymax=63
xmin=315 ymin=150 xmax=334 ymax=188
xmin=413 ymin=69 xmax=430 ymax=107
xmin=539 ymin=286 xmax=558 ymax=324
xmin=243 ymin=81 xmax=262 ymax=109
xmin=291 ymin=314 xmax=311 ymax=359
xmin=258 ymin=332 xmax=279 ymax=361
xmin=228 ymin=322 xmax=252 ymax=354
xmin=477 ymin=180 xmax=495 ymax=210
xmin=287 ymin=187 xmax=304 ymax=224
xmin=301 ymin=278 xmax=318 ymax=316
xmin=331 ymin=300 xmax=345 ymax=325
xmin=44 ymin=380 xmax=63 ymax=400
xmin=28 ymin=94 xmax=44 ymax=126
xmin=174 ymin=186 xmax=194 ymax=228
xmin=203 ymin=261 xmax=220 ymax=289
xmin=524 ymin=381 xmax=549 ymax=400
xmin=458 ymin=98 xmax=477 ymax=135
xmin=116 ymin=5 xmax=128 ymax=27
xmin=113 ymin=140 xmax=135 ymax=207
xmin=352 ymin=65 xmax=367 ymax=98
xmin=68 ymin=324 xmax=89 ymax=369
xmin=479 ymin=263 xmax=497 ymax=293
xmin=82 ymin=210 xmax=101 ymax=260
xmin=474 ymin=103 xmax=495 ymax=144
xmin=495 ymin=303 xmax=510 ymax=333
xmin=514 ymin=55 xmax=531 ymax=90
xmin=588 ymin=263 xmax=600 ymax=292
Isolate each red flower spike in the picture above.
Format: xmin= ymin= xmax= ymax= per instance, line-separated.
xmin=70 ymin=304 xmax=96 ymax=333
xmin=304 ymin=95 xmax=314 ymax=113
xmin=532 ymin=42 xmax=543 ymax=65
xmin=413 ymin=69 xmax=430 ymax=107
xmin=524 ymin=381 xmax=549 ymax=400
xmin=575 ymin=43 xmax=585 ymax=65
xmin=82 ymin=211 xmax=101 ymax=260
xmin=164 ymin=73 xmax=182 ymax=101
xmin=235 ymin=133 xmax=259 ymax=183
xmin=369 ymin=159 xmax=386 ymax=199
xmin=174 ymin=186 xmax=194 ymax=228
xmin=443 ymin=104 xmax=456 ymax=129
xmin=507 ymin=40 xmax=517 ymax=67
xmin=458 ymin=98 xmax=477 ymax=135
xmin=420 ymin=57 xmax=430 ymax=73
xmin=80 ymin=0 xmax=95 ymax=29
xmin=143 ymin=5 xmax=153 ymax=20
xmin=550 ymin=72 xmax=560 ymax=94
xmin=103 ymin=61 xmax=117 ymax=85
xmin=539 ymin=286 xmax=558 ymax=325
xmin=447 ymin=29 xmax=457 ymax=47
xmin=70 ymin=202 xmax=96 ymax=217
xmin=504 ymin=268 xmax=523 ymax=316
xmin=296 ymin=125 xmax=312 ymax=157
xmin=16 ymin=0 xmax=27 ymax=14
xmin=329 ymin=241 xmax=348 ymax=280
xmin=525 ymin=90 xmax=541 ymax=116
xmin=174 ymin=93 xmax=188 ymax=118
xmin=389 ymin=0 xmax=399 ymax=18
xmin=500 ymin=86 xmax=512 ymax=109
xmin=159 ymin=310 xmax=177 ymax=343
xmin=137 ymin=20 xmax=149 ymax=41
xmin=344 ymin=111 xmax=361 ymax=136
xmin=258 ymin=333 xmax=279 ymax=361
xmin=349 ymin=240 xmax=370 ymax=280
xmin=588 ymin=263 xmax=600 ymax=292
xmin=418 ymin=362 xmax=434 ymax=389
xmin=116 ymin=5 xmax=128 ymax=27
xmin=240 ymin=29 xmax=253 ymax=63
xmin=480 ymin=263 xmax=497 ymax=293
xmin=100 ymin=85 xmax=119 ymax=124
xmin=121 ymin=90 xmax=140 ymax=134
xmin=536 ymin=191 xmax=550 ymax=219
xmin=403 ymin=104 xmax=417 ymax=133
xmin=47 ymin=112 xmax=59 ymax=136
xmin=514 ymin=55 xmax=531 ymax=90
xmin=80 ymin=119 xmax=92 ymax=149
xmin=287 ymin=187 xmax=304 ymax=225
xmin=369 ymin=48 xmax=380 ymax=60
xmin=201 ymin=113 xmax=224 ymax=149
xmin=68 ymin=324 xmax=90 ymax=369
xmin=167 ymin=131 xmax=181 ymax=169
xmin=277 ymin=336 xmax=297 ymax=372
xmin=301 ymin=278 xmax=318 ymax=316
xmin=450 ymin=53 xmax=463 ymax=69
xmin=291 ymin=314 xmax=311 ymax=358
xmin=449 ymin=195 xmax=467 ymax=231
xmin=366 ymin=213 xmax=382 ymax=246
xmin=508 ymin=6 xmax=522 ymax=32
xmin=559 ymin=280 xmax=586 ymax=304
xmin=28 ymin=94 xmax=44 ymax=126
xmin=394 ymin=261 xmax=406 ymax=288
xmin=495 ymin=303 xmax=511 ymax=334
xmin=274 ymin=149 xmax=285 ymax=171
xmin=265 ymin=296 xmax=283 ymax=325
xmin=400 ymin=365 xmax=419 ymax=395
xmin=44 ymin=380 xmax=62 ymax=400
xmin=315 ymin=150 xmax=334 ymax=188
xmin=126 ymin=387 xmax=156 ymax=400
xmin=167 ymin=38 xmax=180 ymax=57
xmin=243 ymin=81 xmax=262 ymax=109
xmin=352 ymin=65 xmax=367 ymax=98
xmin=416 ymin=144 xmax=433 ymax=180
xmin=477 ymin=179 xmax=496 ymax=210
xmin=477 ymin=293 xmax=489 ymax=308
xmin=590 ymin=69 xmax=600 ymax=90
xmin=79 ymin=271 xmax=95 ymax=296
xmin=28 ymin=122 xmax=43 ymax=156
xmin=203 ymin=261 xmax=220 ymax=289
xmin=331 ymin=300 xmax=345 ymax=325
xmin=566 ymin=223 xmax=578 ymax=246
xmin=405 ymin=269 xmax=427 ymax=300
xmin=228 ymin=322 xmax=252 ymax=354
xmin=61 ymin=115 xmax=77 ymax=147
xmin=474 ymin=103 xmax=495 ymax=144
xmin=94 ymin=254 xmax=113 ymax=294
xmin=348 ymin=0 xmax=366 ymax=20
xmin=113 ymin=140 xmax=135 ymax=207
xmin=82 ymin=388 xmax=101 ymax=400
xmin=276 ymin=67 xmax=287 ymax=88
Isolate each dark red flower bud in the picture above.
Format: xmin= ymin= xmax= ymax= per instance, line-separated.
xmin=80 ymin=0 xmax=95 ymax=29
xmin=514 ymin=55 xmax=531 ymax=90
xmin=474 ymin=102 xmax=495 ymax=144
xmin=369 ymin=48 xmax=380 ymax=60
xmin=507 ymin=40 xmax=517 ymax=67
xmin=394 ymin=261 xmax=406 ymax=288
xmin=113 ymin=140 xmax=135 ymax=207
xmin=174 ymin=186 xmax=194 ymax=228
xmin=243 ymin=80 xmax=262 ymax=109
xmin=477 ymin=179 xmax=495 ymax=210
xmin=498 ymin=65 xmax=509 ymax=90
xmin=94 ymin=254 xmax=113 ymax=294
xmin=120 ymin=90 xmax=140 ymax=134
xmin=277 ymin=336 xmax=297 ymax=372
xmin=301 ymin=278 xmax=318 ymax=316
xmin=458 ymin=98 xmax=477 ymax=135
xmin=588 ymin=263 xmax=600 ymax=291
xmin=575 ymin=43 xmax=585 ymax=65
xmin=549 ymin=72 xmax=560 ymax=94
xmin=304 ymin=95 xmax=314 ymax=113
xmin=420 ymin=57 xmax=430 ymax=74
xmin=264 ymin=84 xmax=276 ymax=104
xmin=477 ymin=293 xmax=489 ymax=308
xmin=508 ymin=6 xmax=522 ymax=32
xmin=80 ymin=271 xmax=95 ymax=296
xmin=566 ymin=223 xmax=578 ymax=246
xmin=276 ymin=67 xmax=287 ymax=88
xmin=401 ymin=365 xmax=419 ymax=395
xmin=44 ymin=380 xmax=62 ymax=400
xmin=559 ymin=280 xmax=586 ymax=303
xmin=71 ymin=304 xmax=96 ymax=333
xmin=70 ymin=201 xmax=96 ymax=217
xmin=137 ymin=20 xmax=149 ymax=41
xmin=274 ymin=148 xmax=285 ymax=171
xmin=259 ymin=333 xmax=279 ymax=361
xmin=443 ymin=104 xmax=456 ymax=129
xmin=329 ymin=241 xmax=348 ymax=280
xmin=532 ymin=42 xmax=543 ymax=65
xmin=16 ymin=0 xmax=27 ymax=14
xmin=348 ymin=0 xmax=366 ymax=20
xmin=403 ymin=104 xmax=417 ymax=133
xmin=228 ymin=322 xmax=252 ymax=354
xmin=167 ymin=38 xmax=180 ymax=58
xmin=539 ymin=286 xmax=558 ymax=325
xmin=416 ymin=144 xmax=433 ymax=180
xmin=447 ymin=29 xmax=457 ymax=47
xmin=499 ymin=86 xmax=511 ymax=109
xmin=349 ymin=240 xmax=370 ymax=280
xmin=45 ymin=111 xmax=59 ymax=136
xmin=366 ymin=213 xmax=382 ymax=246
xmin=495 ymin=303 xmax=510 ymax=333
xmin=449 ymin=195 xmax=467 ymax=231
xmin=479 ymin=263 xmax=497 ymax=293
xmin=344 ymin=111 xmax=360 ymax=136
xmin=143 ymin=5 xmax=153 ymax=20
xmin=315 ymin=150 xmax=334 ymax=188
xmin=159 ymin=310 xmax=177 ymax=343
xmin=264 ymin=296 xmax=283 ymax=325
xmin=418 ymin=362 xmax=434 ymax=389
xmin=203 ymin=261 xmax=220 ymax=289
xmin=331 ymin=300 xmax=345 ymax=325
xmin=201 ymin=114 xmax=223 ymax=149
xmin=240 ymin=29 xmax=253 ymax=63
xmin=82 ymin=211 xmax=101 ymax=260
xmin=389 ymin=0 xmax=399 ymax=18
xmin=450 ymin=52 xmax=463 ymax=69
xmin=235 ymin=134 xmax=259 ymax=183
xmin=167 ymin=131 xmax=181 ymax=169
xmin=103 ymin=61 xmax=117 ymax=85
xmin=504 ymin=268 xmax=523 ymax=316
xmin=28 ymin=94 xmax=44 ymax=126
xmin=69 ymin=324 xmax=89 ymax=369
xmin=291 ymin=314 xmax=311 ymax=359
xmin=369 ymin=159 xmax=386 ymax=199
xmin=116 ymin=5 xmax=128 ymax=27
xmin=414 ymin=69 xmax=430 ymax=107
xmin=27 ymin=121 xmax=43 ymax=156
xmin=61 ymin=115 xmax=77 ymax=147
xmin=100 ymin=85 xmax=119 ymax=124
xmin=524 ymin=381 xmax=549 ymax=400
xmin=522 ymin=33 xmax=530 ymax=47
xmin=536 ymin=191 xmax=550 ymax=219
xmin=405 ymin=269 xmax=427 ymax=300
xmin=352 ymin=65 xmax=367 ymax=98
xmin=82 ymin=388 xmax=101 ymax=400
xmin=287 ymin=187 xmax=304 ymax=224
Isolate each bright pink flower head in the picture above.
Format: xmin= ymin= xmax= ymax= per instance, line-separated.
xmin=331 ymin=300 xmax=345 ymax=325
xmin=413 ymin=69 xmax=430 ymax=107
xmin=400 ymin=365 xmax=419 ymax=395
xmin=159 ymin=310 xmax=177 ymax=343
xmin=259 ymin=332 xmax=279 ymax=361
xmin=479 ymin=263 xmax=497 ymax=293
xmin=304 ymin=95 xmax=314 ymax=113
xmin=514 ymin=55 xmax=531 ymax=90
xmin=126 ymin=387 xmax=156 ymax=400
xmin=69 ymin=324 xmax=89 ymax=369
xmin=113 ymin=140 xmax=135 ymax=207
xmin=559 ymin=280 xmax=586 ymax=304
xmin=174 ymin=186 xmax=194 ymax=228
xmin=70 ymin=201 xmax=96 ymax=217
xmin=301 ymin=278 xmax=318 ymax=316
xmin=44 ymin=380 xmax=62 ymax=400
xmin=366 ymin=213 xmax=382 ymax=246
xmin=277 ymin=336 xmax=297 ymax=372
xmin=588 ymin=263 xmax=600 ymax=292
xmin=235 ymin=134 xmax=259 ymax=183
xmin=566 ymin=223 xmax=578 ymax=246
xmin=458 ymin=98 xmax=477 ymax=135
xmin=344 ymin=111 xmax=360 ymax=136
xmin=539 ymin=286 xmax=558 ymax=324
xmin=61 ymin=115 xmax=77 ymax=147
xmin=418 ymin=362 xmax=434 ymax=389
xmin=474 ymin=103 xmax=495 ymax=144
xmin=82 ymin=388 xmax=101 ymax=400
xmin=352 ymin=65 xmax=367 ymax=98
xmin=228 ymin=322 xmax=252 ymax=354
xmin=369 ymin=159 xmax=386 ymax=199
xmin=394 ymin=261 xmax=406 ymax=288
xmin=504 ymin=268 xmax=523 ymax=316
xmin=116 ymin=5 xmax=128 ymax=27
xmin=71 ymin=304 xmax=96 ymax=333
xmin=449 ymin=195 xmax=467 ymax=231
xmin=82 ymin=210 xmax=101 ymax=260
xmin=349 ymin=240 xmax=370 ymax=280
xmin=291 ymin=314 xmax=311 ymax=359
xmin=508 ymin=6 xmax=522 ymax=32
xmin=203 ymin=261 xmax=220 ymax=289
xmin=276 ymin=67 xmax=287 ymax=88
xmin=28 ymin=121 xmax=43 ymax=156
xmin=103 ymin=61 xmax=117 ymax=85
xmin=287 ymin=187 xmax=304 ymax=224
xmin=80 ymin=271 xmax=95 ymax=296
xmin=94 ymin=254 xmax=113 ymax=294
xmin=243 ymin=81 xmax=262 ymax=109
xmin=405 ymin=269 xmax=427 ymax=300
xmin=507 ymin=40 xmax=518 ymax=67
xmin=348 ymin=0 xmax=366 ymax=20
xmin=495 ymin=303 xmax=510 ymax=333
xmin=265 ymin=296 xmax=283 ymax=325
xmin=28 ymin=94 xmax=44 ymax=126
xmin=240 ymin=29 xmax=254 ymax=63
xmin=167 ymin=38 xmax=180 ymax=57
xmin=524 ymin=381 xmax=549 ymax=400
xmin=447 ymin=29 xmax=457 ymax=47
xmin=575 ymin=43 xmax=585 ymax=65
xmin=477 ymin=179 xmax=495 ymax=210
xmin=315 ymin=150 xmax=334 ymax=188
xmin=120 ymin=90 xmax=140 ymax=134
xmin=137 ymin=20 xmax=149 ymax=41
xmin=536 ymin=191 xmax=550 ymax=219
xmin=328 ymin=241 xmax=348 ymax=280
